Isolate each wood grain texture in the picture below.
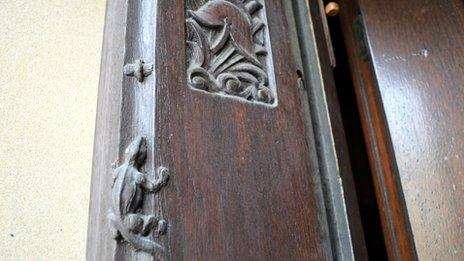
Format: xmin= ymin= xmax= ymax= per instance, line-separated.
xmin=87 ymin=0 xmax=340 ymax=260
xmin=155 ymin=0 xmax=332 ymax=259
xmin=337 ymin=2 xmax=416 ymax=259
xmin=340 ymin=0 xmax=464 ymax=259
xmin=87 ymin=0 xmax=161 ymax=260
xmin=86 ymin=0 xmax=127 ymax=259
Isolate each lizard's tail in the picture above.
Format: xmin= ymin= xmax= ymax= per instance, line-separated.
xmin=108 ymin=211 xmax=165 ymax=256
xmin=121 ymin=230 xmax=165 ymax=256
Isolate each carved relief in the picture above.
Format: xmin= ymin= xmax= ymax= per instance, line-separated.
xmin=108 ymin=136 xmax=170 ymax=256
xmin=124 ymin=60 xmax=153 ymax=82
xmin=186 ymin=0 xmax=275 ymax=104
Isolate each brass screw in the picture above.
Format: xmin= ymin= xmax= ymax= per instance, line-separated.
xmin=325 ymin=2 xmax=340 ymax=17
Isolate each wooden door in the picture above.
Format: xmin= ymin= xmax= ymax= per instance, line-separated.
xmin=86 ymin=0 xmax=365 ymax=260
xmin=339 ymin=0 xmax=464 ymax=259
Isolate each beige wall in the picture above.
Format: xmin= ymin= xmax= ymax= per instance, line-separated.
xmin=0 ymin=1 xmax=106 ymax=259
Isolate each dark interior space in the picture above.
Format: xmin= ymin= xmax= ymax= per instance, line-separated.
xmin=327 ymin=14 xmax=388 ymax=260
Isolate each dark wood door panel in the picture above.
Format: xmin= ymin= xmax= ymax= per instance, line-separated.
xmin=156 ymin=0 xmax=331 ymax=259
xmin=87 ymin=0 xmax=369 ymax=260
xmin=340 ymin=0 xmax=464 ymax=259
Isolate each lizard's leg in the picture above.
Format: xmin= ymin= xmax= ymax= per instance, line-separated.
xmin=126 ymin=213 xmax=144 ymax=234
xmin=141 ymin=167 xmax=170 ymax=192
xmin=155 ymin=219 xmax=168 ymax=236
xmin=109 ymin=225 xmax=121 ymax=239
xmin=140 ymin=215 xmax=157 ymax=236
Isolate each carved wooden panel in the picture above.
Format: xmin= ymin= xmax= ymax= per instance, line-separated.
xmin=88 ymin=0 xmax=364 ymax=259
xmin=186 ymin=0 xmax=276 ymax=105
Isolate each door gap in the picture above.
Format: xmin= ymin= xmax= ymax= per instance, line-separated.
xmin=328 ymin=14 xmax=388 ymax=260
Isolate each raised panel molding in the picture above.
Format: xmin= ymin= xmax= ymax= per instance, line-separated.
xmin=186 ymin=0 xmax=276 ymax=105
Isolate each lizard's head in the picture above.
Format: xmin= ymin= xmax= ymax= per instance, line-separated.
xmin=125 ymin=136 xmax=147 ymax=168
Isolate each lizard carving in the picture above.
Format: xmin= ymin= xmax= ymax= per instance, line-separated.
xmin=108 ymin=136 xmax=170 ymax=256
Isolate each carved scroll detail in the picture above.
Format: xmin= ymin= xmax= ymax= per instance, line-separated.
xmin=108 ymin=136 xmax=169 ymax=256
xmin=186 ymin=0 xmax=275 ymax=104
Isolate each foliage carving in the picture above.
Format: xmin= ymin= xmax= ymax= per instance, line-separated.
xmin=186 ymin=0 xmax=274 ymax=104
